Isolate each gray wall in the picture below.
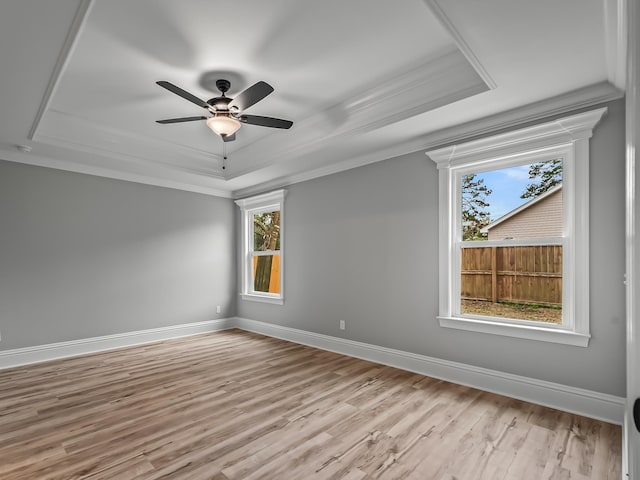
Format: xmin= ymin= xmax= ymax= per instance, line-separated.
xmin=0 ymin=161 xmax=236 ymax=350
xmin=0 ymin=101 xmax=626 ymax=397
xmin=238 ymin=99 xmax=627 ymax=397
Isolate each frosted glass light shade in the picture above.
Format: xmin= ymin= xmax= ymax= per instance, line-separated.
xmin=206 ymin=116 xmax=241 ymax=136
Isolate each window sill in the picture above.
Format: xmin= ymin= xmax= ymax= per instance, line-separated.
xmin=240 ymin=293 xmax=284 ymax=305
xmin=437 ymin=316 xmax=590 ymax=347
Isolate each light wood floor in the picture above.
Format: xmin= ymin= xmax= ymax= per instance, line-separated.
xmin=0 ymin=329 xmax=621 ymax=479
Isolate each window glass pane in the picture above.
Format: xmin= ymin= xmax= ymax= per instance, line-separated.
xmin=252 ymin=254 xmax=281 ymax=293
xmin=460 ymin=245 xmax=562 ymax=323
xmin=460 ymin=159 xmax=563 ymax=324
xmin=461 ymin=159 xmax=563 ymax=241
xmin=253 ymin=211 xmax=280 ymax=251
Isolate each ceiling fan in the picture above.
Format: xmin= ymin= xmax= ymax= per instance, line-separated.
xmin=155 ymin=79 xmax=293 ymax=142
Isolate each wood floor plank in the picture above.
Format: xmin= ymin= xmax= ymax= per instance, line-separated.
xmin=0 ymin=329 xmax=621 ymax=479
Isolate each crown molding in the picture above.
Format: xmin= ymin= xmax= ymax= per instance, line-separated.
xmin=28 ymin=0 xmax=94 ymax=140
xmin=422 ymin=0 xmax=497 ymax=89
xmin=426 ymin=107 xmax=608 ymax=167
xmin=418 ymin=82 xmax=622 ymax=154
xmin=234 ymin=82 xmax=622 ymax=198
xmin=34 ymin=110 xmax=225 ymax=177
xmin=235 ymin=188 xmax=286 ymax=207
xmin=604 ymin=0 xmax=627 ymax=90
xmin=0 ymin=146 xmax=233 ymax=198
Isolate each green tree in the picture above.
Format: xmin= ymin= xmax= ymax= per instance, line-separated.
xmin=462 ymin=174 xmax=492 ymax=241
xmin=521 ymin=159 xmax=562 ymax=199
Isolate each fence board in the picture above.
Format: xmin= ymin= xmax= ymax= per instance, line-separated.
xmin=461 ymin=245 xmax=562 ymax=306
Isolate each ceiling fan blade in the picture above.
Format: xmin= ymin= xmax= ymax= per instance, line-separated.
xmin=222 ymin=133 xmax=236 ymax=142
xmin=156 ymin=81 xmax=210 ymax=109
xmin=228 ymin=81 xmax=274 ymax=111
xmin=156 ymin=116 xmax=207 ymax=124
xmin=239 ymin=115 xmax=293 ymax=129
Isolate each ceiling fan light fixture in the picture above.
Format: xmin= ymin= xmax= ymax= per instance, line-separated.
xmin=156 ymin=80 xmax=292 ymax=141
xmin=206 ymin=115 xmax=241 ymax=136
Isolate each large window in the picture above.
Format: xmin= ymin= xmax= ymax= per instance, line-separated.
xmin=460 ymin=160 xmax=563 ymax=324
xmin=235 ymin=190 xmax=286 ymax=304
xmin=427 ymin=108 xmax=607 ymax=346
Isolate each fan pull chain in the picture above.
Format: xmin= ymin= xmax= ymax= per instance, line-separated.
xmin=222 ymin=142 xmax=227 ymax=170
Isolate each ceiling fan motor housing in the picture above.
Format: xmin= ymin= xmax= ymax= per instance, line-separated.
xmin=215 ymin=79 xmax=231 ymax=94
xmin=208 ymin=96 xmax=232 ymax=111
xmin=208 ymin=79 xmax=233 ymax=111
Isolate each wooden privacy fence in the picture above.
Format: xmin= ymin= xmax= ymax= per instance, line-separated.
xmin=253 ymin=254 xmax=281 ymax=294
xmin=461 ymin=244 xmax=562 ymax=306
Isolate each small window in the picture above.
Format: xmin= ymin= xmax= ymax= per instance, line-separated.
xmin=427 ymin=107 xmax=607 ymax=346
xmin=236 ymin=190 xmax=286 ymax=304
xmin=251 ymin=210 xmax=281 ymax=294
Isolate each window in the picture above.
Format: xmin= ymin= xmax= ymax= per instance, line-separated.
xmin=235 ymin=190 xmax=286 ymax=304
xmin=426 ymin=107 xmax=607 ymax=346
xmin=460 ymin=161 xmax=563 ymax=323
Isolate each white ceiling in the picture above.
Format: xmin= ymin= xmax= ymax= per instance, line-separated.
xmin=0 ymin=0 xmax=625 ymax=198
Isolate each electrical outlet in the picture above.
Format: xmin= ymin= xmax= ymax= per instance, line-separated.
xmin=216 ymin=305 xmax=221 ymax=314
xmin=339 ymin=320 xmax=346 ymax=330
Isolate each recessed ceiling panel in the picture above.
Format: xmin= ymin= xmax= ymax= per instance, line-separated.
xmin=31 ymin=0 xmax=489 ymax=194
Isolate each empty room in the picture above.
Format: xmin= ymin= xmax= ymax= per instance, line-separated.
xmin=1 ymin=0 xmax=639 ymax=479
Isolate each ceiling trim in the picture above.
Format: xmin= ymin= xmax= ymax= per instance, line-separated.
xmin=604 ymin=0 xmax=627 ymax=90
xmin=0 ymin=146 xmax=232 ymax=198
xmin=414 ymin=81 xmax=622 ymax=150
xmin=27 ymin=0 xmax=94 ymax=140
xmin=20 ymin=80 xmax=621 ymax=201
xmin=426 ymin=107 xmax=608 ymax=166
xmin=422 ymin=0 xmax=497 ymax=90
xmin=35 ymin=131 xmax=222 ymax=180
xmin=34 ymin=110 xmax=225 ymax=178
xmin=232 ymin=81 xmax=623 ymax=198
xmin=227 ymin=49 xmax=489 ymax=180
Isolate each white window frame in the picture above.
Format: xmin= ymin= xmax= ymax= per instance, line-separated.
xmin=426 ymin=107 xmax=607 ymax=347
xmin=235 ymin=189 xmax=286 ymax=305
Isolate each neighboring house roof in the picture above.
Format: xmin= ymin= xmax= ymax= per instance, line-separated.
xmin=481 ymin=184 xmax=563 ymax=234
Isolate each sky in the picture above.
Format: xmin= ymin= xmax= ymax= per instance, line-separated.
xmin=473 ymin=164 xmax=533 ymax=221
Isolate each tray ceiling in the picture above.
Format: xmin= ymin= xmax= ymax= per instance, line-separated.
xmin=0 ymin=0 xmax=625 ymax=197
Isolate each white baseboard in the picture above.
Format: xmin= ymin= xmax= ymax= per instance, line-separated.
xmin=0 ymin=316 xmax=625 ymax=425
xmin=234 ymin=317 xmax=625 ymax=425
xmin=0 ymin=318 xmax=234 ymax=369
